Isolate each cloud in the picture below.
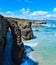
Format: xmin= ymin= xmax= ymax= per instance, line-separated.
xmin=45 ymin=14 xmax=56 ymax=20
xmin=6 ymin=10 xmax=20 ymax=17
xmin=20 ymin=8 xmax=30 ymax=15
xmin=28 ymin=9 xmax=56 ymax=20
xmin=1 ymin=8 xmax=56 ymax=20
xmin=5 ymin=11 xmax=15 ymax=17
xmin=28 ymin=11 xmax=49 ymax=20
xmin=6 ymin=11 xmax=12 ymax=14
xmin=30 ymin=11 xmax=48 ymax=16
xmin=53 ymin=8 xmax=56 ymax=12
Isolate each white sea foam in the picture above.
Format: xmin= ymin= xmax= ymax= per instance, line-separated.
xmin=24 ymin=42 xmax=38 ymax=47
xmin=42 ymin=24 xmax=56 ymax=27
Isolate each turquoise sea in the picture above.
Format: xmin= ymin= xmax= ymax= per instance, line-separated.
xmin=23 ymin=21 xmax=56 ymax=65
xmin=4 ymin=21 xmax=56 ymax=65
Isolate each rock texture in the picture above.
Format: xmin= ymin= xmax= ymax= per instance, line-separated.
xmin=18 ymin=21 xmax=33 ymax=40
xmin=0 ymin=15 xmax=26 ymax=65
xmin=8 ymin=19 xmax=26 ymax=65
xmin=0 ymin=15 xmax=9 ymax=65
xmin=0 ymin=15 xmax=33 ymax=65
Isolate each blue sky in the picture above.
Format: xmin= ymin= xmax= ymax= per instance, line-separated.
xmin=0 ymin=0 xmax=56 ymax=20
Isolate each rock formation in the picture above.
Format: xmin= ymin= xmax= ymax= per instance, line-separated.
xmin=0 ymin=15 xmax=34 ymax=65
xmin=18 ymin=21 xmax=33 ymax=40
xmin=0 ymin=15 xmax=9 ymax=65
xmin=8 ymin=19 xmax=26 ymax=65
xmin=0 ymin=15 xmax=26 ymax=65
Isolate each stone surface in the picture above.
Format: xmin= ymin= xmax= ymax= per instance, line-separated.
xmin=0 ymin=15 xmax=9 ymax=65
xmin=0 ymin=15 xmax=26 ymax=65
xmin=0 ymin=15 xmax=34 ymax=65
xmin=18 ymin=22 xmax=33 ymax=40
xmin=8 ymin=19 xmax=26 ymax=65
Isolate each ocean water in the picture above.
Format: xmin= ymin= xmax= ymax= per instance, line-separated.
xmin=23 ymin=21 xmax=56 ymax=65
xmin=3 ymin=21 xmax=56 ymax=65
xmin=3 ymin=32 xmax=37 ymax=65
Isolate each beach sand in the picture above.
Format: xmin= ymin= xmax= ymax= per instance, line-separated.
xmin=28 ymin=51 xmax=43 ymax=65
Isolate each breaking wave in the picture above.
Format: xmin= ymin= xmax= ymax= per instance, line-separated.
xmin=24 ymin=42 xmax=38 ymax=47
xmin=42 ymin=24 xmax=56 ymax=28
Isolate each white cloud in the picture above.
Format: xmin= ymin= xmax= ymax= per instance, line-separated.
xmin=6 ymin=11 xmax=12 ymax=14
xmin=20 ymin=8 xmax=30 ymax=15
xmin=46 ymin=14 xmax=56 ymax=18
xmin=1 ymin=8 xmax=56 ymax=20
xmin=45 ymin=14 xmax=56 ymax=20
xmin=5 ymin=11 xmax=15 ymax=17
xmin=30 ymin=11 xmax=48 ymax=16
xmin=28 ymin=11 xmax=49 ymax=20
xmin=53 ymin=8 xmax=56 ymax=12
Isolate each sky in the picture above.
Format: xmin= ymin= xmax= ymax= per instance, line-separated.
xmin=0 ymin=0 xmax=56 ymax=20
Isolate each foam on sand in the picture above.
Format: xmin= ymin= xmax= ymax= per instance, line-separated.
xmin=28 ymin=51 xmax=43 ymax=65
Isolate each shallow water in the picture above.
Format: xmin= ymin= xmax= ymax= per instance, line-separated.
xmin=3 ymin=31 xmax=37 ymax=65
xmin=3 ymin=21 xmax=56 ymax=65
xmin=23 ymin=21 xmax=56 ymax=65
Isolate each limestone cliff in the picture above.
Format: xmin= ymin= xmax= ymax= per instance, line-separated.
xmin=0 ymin=15 xmax=9 ymax=65
xmin=18 ymin=21 xmax=33 ymax=40
xmin=8 ymin=19 xmax=26 ymax=65
xmin=0 ymin=15 xmax=26 ymax=65
xmin=0 ymin=15 xmax=34 ymax=65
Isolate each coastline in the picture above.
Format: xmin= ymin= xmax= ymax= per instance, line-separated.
xmin=22 ymin=21 xmax=56 ymax=65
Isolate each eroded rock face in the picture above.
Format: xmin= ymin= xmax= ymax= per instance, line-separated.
xmin=0 ymin=15 xmax=26 ymax=65
xmin=0 ymin=15 xmax=33 ymax=65
xmin=8 ymin=19 xmax=26 ymax=65
xmin=0 ymin=15 xmax=9 ymax=65
xmin=18 ymin=22 xmax=33 ymax=40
